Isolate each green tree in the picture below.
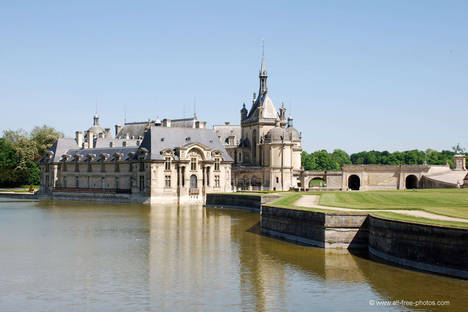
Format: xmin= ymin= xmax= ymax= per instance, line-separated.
xmin=30 ymin=125 xmax=63 ymax=156
xmin=331 ymin=149 xmax=351 ymax=168
xmin=0 ymin=138 xmax=18 ymax=186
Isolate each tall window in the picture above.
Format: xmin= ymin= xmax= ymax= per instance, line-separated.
xmin=214 ymin=158 xmax=220 ymax=171
xmin=165 ymin=157 xmax=171 ymax=171
xmin=181 ymin=167 xmax=185 ymax=187
xmin=215 ymin=175 xmax=220 ymax=188
xmin=63 ymin=162 xmax=67 ymax=172
xmin=75 ymin=176 xmax=79 ymax=188
xmin=101 ymin=177 xmax=105 ymax=189
xmin=190 ymin=158 xmax=197 ymax=171
xmin=165 ymin=175 xmax=171 ymax=188
xmin=190 ymin=174 xmax=197 ymax=188
xmin=115 ymin=160 xmax=120 ymax=172
xmin=139 ymin=176 xmax=145 ymax=192
xmin=45 ymin=163 xmax=50 ymax=172
xmin=129 ymin=162 xmax=133 ymax=172
xmin=139 ymin=161 xmax=145 ymax=172
xmin=115 ymin=177 xmax=119 ymax=190
xmin=87 ymin=160 xmax=92 ymax=172
xmin=101 ymin=159 xmax=105 ymax=172
xmin=63 ymin=176 xmax=67 ymax=188
xmin=74 ymin=160 xmax=79 ymax=172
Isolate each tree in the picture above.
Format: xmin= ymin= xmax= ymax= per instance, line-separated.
xmin=2 ymin=129 xmax=29 ymax=145
xmin=0 ymin=138 xmax=18 ymax=186
xmin=331 ymin=149 xmax=351 ymax=168
xmin=30 ymin=125 xmax=63 ymax=156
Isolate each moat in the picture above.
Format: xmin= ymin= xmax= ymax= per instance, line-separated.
xmin=0 ymin=199 xmax=466 ymax=311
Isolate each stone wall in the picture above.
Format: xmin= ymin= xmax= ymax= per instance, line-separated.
xmin=420 ymin=175 xmax=457 ymax=188
xmin=368 ymin=216 xmax=468 ymax=279
xmin=260 ymin=205 xmax=368 ymax=249
xmin=205 ymin=193 xmax=277 ymax=212
xmin=259 ymin=204 xmax=468 ymax=279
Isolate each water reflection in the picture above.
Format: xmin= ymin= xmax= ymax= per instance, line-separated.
xmin=0 ymin=200 xmax=466 ymax=312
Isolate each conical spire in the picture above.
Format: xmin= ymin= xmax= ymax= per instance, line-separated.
xmin=259 ymin=42 xmax=267 ymax=77
xmin=259 ymin=44 xmax=268 ymax=95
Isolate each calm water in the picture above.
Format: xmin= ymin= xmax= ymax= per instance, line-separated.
xmin=0 ymin=200 xmax=466 ymax=312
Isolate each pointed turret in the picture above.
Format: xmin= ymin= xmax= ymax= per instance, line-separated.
xmin=243 ymin=50 xmax=279 ymax=124
xmin=259 ymin=51 xmax=268 ymax=95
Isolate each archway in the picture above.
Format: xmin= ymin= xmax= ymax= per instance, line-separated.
xmin=406 ymin=175 xmax=418 ymax=189
xmin=190 ymin=174 xmax=198 ymax=189
xmin=348 ymin=175 xmax=360 ymax=190
xmin=309 ymin=178 xmax=326 ymax=188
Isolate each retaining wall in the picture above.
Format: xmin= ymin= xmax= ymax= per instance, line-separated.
xmin=206 ymin=193 xmax=277 ymax=212
xmin=0 ymin=193 xmax=38 ymax=200
xmin=261 ymin=205 xmax=368 ymax=249
xmin=368 ymin=215 xmax=468 ymax=279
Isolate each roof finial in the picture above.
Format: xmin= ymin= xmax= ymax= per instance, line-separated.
xmin=260 ymin=39 xmax=266 ymax=76
xmin=193 ymin=97 xmax=197 ymax=119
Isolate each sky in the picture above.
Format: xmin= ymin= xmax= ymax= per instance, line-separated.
xmin=1 ymin=0 xmax=467 ymax=154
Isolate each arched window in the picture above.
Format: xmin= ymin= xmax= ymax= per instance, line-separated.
xmin=190 ymin=174 xmax=197 ymax=188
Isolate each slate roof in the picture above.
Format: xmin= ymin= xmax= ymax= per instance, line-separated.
xmin=64 ymin=147 xmax=138 ymax=162
xmin=139 ymin=126 xmax=233 ymax=161
xmin=41 ymin=126 xmax=232 ymax=163
xmin=117 ymin=123 xmax=147 ymax=139
xmin=39 ymin=138 xmax=79 ymax=163
xmin=245 ymin=92 xmax=279 ymax=122
xmin=95 ymin=138 xmax=140 ymax=148
xmin=213 ymin=124 xmax=241 ymax=146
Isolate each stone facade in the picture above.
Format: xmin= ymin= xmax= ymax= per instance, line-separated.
xmin=299 ymin=160 xmax=467 ymax=191
xmin=39 ymin=125 xmax=232 ymax=204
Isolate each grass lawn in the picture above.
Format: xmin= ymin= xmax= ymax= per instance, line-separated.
xmin=318 ymin=189 xmax=468 ymax=219
xmin=268 ymin=189 xmax=468 ymax=228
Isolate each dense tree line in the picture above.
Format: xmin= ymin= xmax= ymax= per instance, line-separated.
xmin=0 ymin=126 xmax=63 ymax=187
xmin=301 ymin=148 xmax=467 ymax=171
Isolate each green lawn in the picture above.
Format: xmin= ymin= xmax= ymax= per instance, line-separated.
xmin=268 ymin=189 xmax=468 ymax=228
xmin=319 ymin=189 xmax=468 ymax=219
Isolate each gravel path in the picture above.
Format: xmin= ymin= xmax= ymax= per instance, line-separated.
xmin=294 ymin=195 xmax=468 ymax=223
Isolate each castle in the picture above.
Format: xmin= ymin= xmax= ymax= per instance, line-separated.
xmin=38 ymin=53 xmax=467 ymax=203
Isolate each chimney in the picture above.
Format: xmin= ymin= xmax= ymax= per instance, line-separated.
xmin=88 ymin=130 xmax=94 ymax=149
xmin=75 ymin=131 xmax=83 ymax=148
xmin=225 ymin=121 xmax=230 ymax=126
xmin=115 ymin=125 xmax=121 ymax=137
xmin=162 ymin=119 xmax=171 ymax=127
xmin=453 ymin=155 xmax=466 ymax=171
xmin=104 ymin=128 xmax=111 ymax=138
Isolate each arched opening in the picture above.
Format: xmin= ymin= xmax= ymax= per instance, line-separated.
xmin=309 ymin=177 xmax=326 ymax=188
xmin=406 ymin=175 xmax=418 ymax=189
xmin=190 ymin=174 xmax=198 ymax=189
xmin=348 ymin=175 xmax=360 ymax=190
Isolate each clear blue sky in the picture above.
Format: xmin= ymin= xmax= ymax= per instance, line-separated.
xmin=1 ymin=1 xmax=467 ymax=153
